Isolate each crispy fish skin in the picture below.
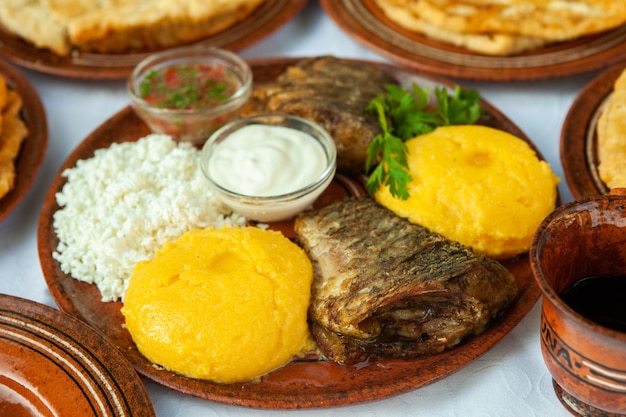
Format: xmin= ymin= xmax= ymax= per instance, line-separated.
xmin=242 ymin=56 xmax=397 ymax=173
xmin=294 ymin=197 xmax=518 ymax=364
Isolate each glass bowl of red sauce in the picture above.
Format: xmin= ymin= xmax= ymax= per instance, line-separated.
xmin=127 ymin=46 xmax=252 ymax=144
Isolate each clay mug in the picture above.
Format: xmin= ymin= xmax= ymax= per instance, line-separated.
xmin=530 ymin=189 xmax=626 ymax=416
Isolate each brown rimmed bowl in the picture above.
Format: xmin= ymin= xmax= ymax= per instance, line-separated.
xmin=530 ymin=189 xmax=626 ymax=416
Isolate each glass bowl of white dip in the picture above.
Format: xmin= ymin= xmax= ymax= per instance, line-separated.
xmin=200 ymin=113 xmax=337 ymax=222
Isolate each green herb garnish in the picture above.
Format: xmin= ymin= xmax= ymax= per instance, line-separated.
xmin=138 ymin=64 xmax=238 ymax=110
xmin=365 ymin=83 xmax=482 ymax=199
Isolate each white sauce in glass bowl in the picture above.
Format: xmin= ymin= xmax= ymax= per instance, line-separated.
xmin=207 ymin=124 xmax=328 ymax=196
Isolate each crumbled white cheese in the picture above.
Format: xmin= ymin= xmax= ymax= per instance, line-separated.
xmin=53 ymin=134 xmax=247 ymax=302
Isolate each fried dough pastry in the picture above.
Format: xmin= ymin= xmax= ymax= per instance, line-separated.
xmin=0 ymin=0 xmax=69 ymax=55
xmin=375 ymin=0 xmax=626 ymax=55
xmin=0 ymin=79 xmax=28 ymax=200
xmin=0 ymin=90 xmax=28 ymax=160
xmin=0 ymin=73 xmax=8 ymax=111
xmin=597 ymin=68 xmax=626 ymax=189
xmin=0 ymin=0 xmax=265 ymax=55
xmin=376 ymin=0 xmax=548 ymax=55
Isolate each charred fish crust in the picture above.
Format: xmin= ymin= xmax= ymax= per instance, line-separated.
xmin=242 ymin=56 xmax=397 ymax=173
xmin=294 ymin=197 xmax=518 ymax=364
xmin=368 ymin=284 xmax=381 ymax=296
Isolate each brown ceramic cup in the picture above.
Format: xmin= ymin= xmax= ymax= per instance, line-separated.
xmin=530 ymin=189 xmax=626 ymax=416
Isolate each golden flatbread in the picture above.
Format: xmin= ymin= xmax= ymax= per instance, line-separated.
xmin=416 ymin=0 xmax=626 ymax=41
xmin=597 ymin=68 xmax=626 ymax=189
xmin=0 ymin=0 xmax=266 ymax=55
xmin=375 ymin=0 xmax=626 ymax=55
xmin=0 ymin=75 xmax=7 ymax=138
xmin=0 ymin=90 xmax=28 ymax=161
xmin=0 ymin=79 xmax=28 ymax=201
xmin=0 ymin=76 xmax=8 ymax=110
xmin=0 ymin=0 xmax=69 ymax=55
xmin=376 ymin=0 xmax=548 ymax=55
xmin=0 ymin=159 xmax=16 ymax=199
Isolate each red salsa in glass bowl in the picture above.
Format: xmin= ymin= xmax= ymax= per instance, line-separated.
xmin=128 ymin=46 xmax=252 ymax=144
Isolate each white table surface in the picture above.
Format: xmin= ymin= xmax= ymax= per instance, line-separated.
xmin=0 ymin=1 xmax=603 ymax=416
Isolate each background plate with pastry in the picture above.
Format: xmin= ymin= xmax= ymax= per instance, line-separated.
xmin=37 ymin=57 xmax=553 ymax=409
xmin=561 ymin=63 xmax=626 ymax=199
xmin=0 ymin=58 xmax=47 ymax=222
xmin=321 ymin=0 xmax=626 ymax=81
xmin=0 ymin=0 xmax=307 ymax=79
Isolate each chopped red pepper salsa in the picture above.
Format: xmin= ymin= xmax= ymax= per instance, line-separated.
xmin=139 ymin=63 xmax=240 ymax=110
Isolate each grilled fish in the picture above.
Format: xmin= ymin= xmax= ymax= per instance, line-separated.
xmin=242 ymin=56 xmax=397 ymax=173
xmin=294 ymin=197 xmax=518 ymax=364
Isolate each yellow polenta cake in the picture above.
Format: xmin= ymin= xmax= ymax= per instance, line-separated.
xmin=121 ymin=226 xmax=315 ymax=383
xmin=375 ymin=125 xmax=559 ymax=259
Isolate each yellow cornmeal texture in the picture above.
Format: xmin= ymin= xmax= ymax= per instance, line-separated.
xmin=375 ymin=125 xmax=559 ymax=259
xmin=121 ymin=226 xmax=315 ymax=384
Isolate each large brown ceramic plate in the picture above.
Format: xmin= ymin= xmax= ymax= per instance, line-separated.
xmin=560 ymin=64 xmax=625 ymax=199
xmin=0 ymin=58 xmax=47 ymax=222
xmin=320 ymin=0 xmax=626 ymax=81
xmin=38 ymin=57 xmax=545 ymax=409
xmin=0 ymin=0 xmax=307 ymax=79
xmin=0 ymin=294 xmax=155 ymax=416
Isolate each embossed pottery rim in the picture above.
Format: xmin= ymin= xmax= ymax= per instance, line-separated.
xmin=38 ymin=57 xmax=547 ymax=409
xmin=320 ymin=0 xmax=626 ymax=81
xmin=531 ymin=192 xmax=626 ymax=416
xmin=0 ymin=293 xmax=155 ymax=417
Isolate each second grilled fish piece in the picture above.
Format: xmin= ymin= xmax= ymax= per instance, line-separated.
xmin=242 ymin=56 xmax=397 ymax=173
xmin=294 ymin=197 xmax=518 ymax=364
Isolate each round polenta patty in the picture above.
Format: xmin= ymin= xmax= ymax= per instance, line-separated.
xmin=375 ymin=125 xmax=559 ymax=259
xmin=121 ymin=226 xmax=315 ymax=383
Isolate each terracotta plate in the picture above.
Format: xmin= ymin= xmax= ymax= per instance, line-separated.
xmin=0 ymin=58 xmax=47 ymax=223
xmin=38 ymin=57 xmax=545 ymax=409
xmin=320 ymin=0 xmax=626 ymax=81
xmin=0 ymin=0 xmax=307 ymax=80
xmin=560 ymin=64 xmax=625 ymax=200
xmin=0 ymin=294 xmax=155 ymax=417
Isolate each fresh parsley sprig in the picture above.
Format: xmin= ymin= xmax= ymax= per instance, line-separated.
xmin=365 ymin=83 xmax=482 ymax=200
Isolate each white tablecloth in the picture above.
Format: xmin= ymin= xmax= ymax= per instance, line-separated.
xmin=0 ymin=1 xmax=601 ymax=416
